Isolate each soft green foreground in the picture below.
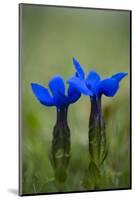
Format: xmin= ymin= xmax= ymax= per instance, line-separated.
xmin=20 ymin=4 xmax=130 ymax=194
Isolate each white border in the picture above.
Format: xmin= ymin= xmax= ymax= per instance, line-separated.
xmin=0 ymin=0 xmax=134 ymax=199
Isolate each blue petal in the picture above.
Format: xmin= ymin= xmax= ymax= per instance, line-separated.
xmin=73 ymin=58 xmax=85 ymax=79
xmin=86 ymin=70 xmax=100 ymax=89
xmin=67 ymin=76 xmax=93 ymax=96
xmin=112 ymin=72 xmax=128 ymax=83
xmin=67 ymin=84 xmax=81 ymax=104
xmin=48 ymin=75 xmax=68 ymax=107
xmin=31 ymin=83 xmax=54 ymax=106
xmin=97 ymin=78 xmax=119 ymax=97
xmin=49 ymin=75 xmax=65 ymax=96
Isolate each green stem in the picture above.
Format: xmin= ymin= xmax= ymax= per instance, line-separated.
xmin=51 ymin=106 xmax=70 ymax=183
xmin=88 ymin=96 xmax=107 ymax=168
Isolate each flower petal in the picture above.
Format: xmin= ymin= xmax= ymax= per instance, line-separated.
xmin=49 ymin=75 xmax=65 ymax=96
xmin=31 ymin=83 xmax=54 ymax=106
xmin=97 ymin=78 xmax=119 ymax=97
xmin=86 ymin=70 xmax=100 ymax=89
xmin=112 ymin=72 xmax=128 ymax=83
xmin=67 ymin=84 xmax=81 ymax=104
xmin=48 ymin=75 xmax=68 ymax=107
xmin=67 ymin=76 xmax=93 ymax=96
xmin=73 ymin=58 xmax=85 ymax=79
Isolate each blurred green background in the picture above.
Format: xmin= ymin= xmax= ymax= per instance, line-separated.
xmin=20 ymin=4 xmax=130 ymax=195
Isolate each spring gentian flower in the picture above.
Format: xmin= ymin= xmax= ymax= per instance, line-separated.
xmin=31 ymin=75 xmax=81 ymax=183
xmin=67 ymin=58 xmax=128 ymax=170
xmin=31 ymin=75 xmax=81 ymax=109
xmin=68 ymin=58 xmax=128 ymax=98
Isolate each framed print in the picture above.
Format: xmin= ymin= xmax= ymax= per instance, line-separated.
xmin=19 ymin=3 xmax=131 ymax=196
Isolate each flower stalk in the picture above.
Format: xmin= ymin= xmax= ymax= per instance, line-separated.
xmin=51 ymin=107 xmax=70 ymax=183
xmin=84 ymin=96 xmax=107 ymax=189
xmin=89 ymin=96 xmax=107 ymax=168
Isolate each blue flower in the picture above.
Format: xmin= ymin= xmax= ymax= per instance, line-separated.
xmin=31 ymin=74 xmax=80 ymax=180
xmin=67 ymin=58 xmax=128 ymax=98
xmin=31 ymin=75 xmax=81 ymax=108
xmin=68 ymin=58 xmax=128 ymax=169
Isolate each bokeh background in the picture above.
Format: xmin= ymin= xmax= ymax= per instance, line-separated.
xmin=20 ymin=4 xmax=131 ymax=195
